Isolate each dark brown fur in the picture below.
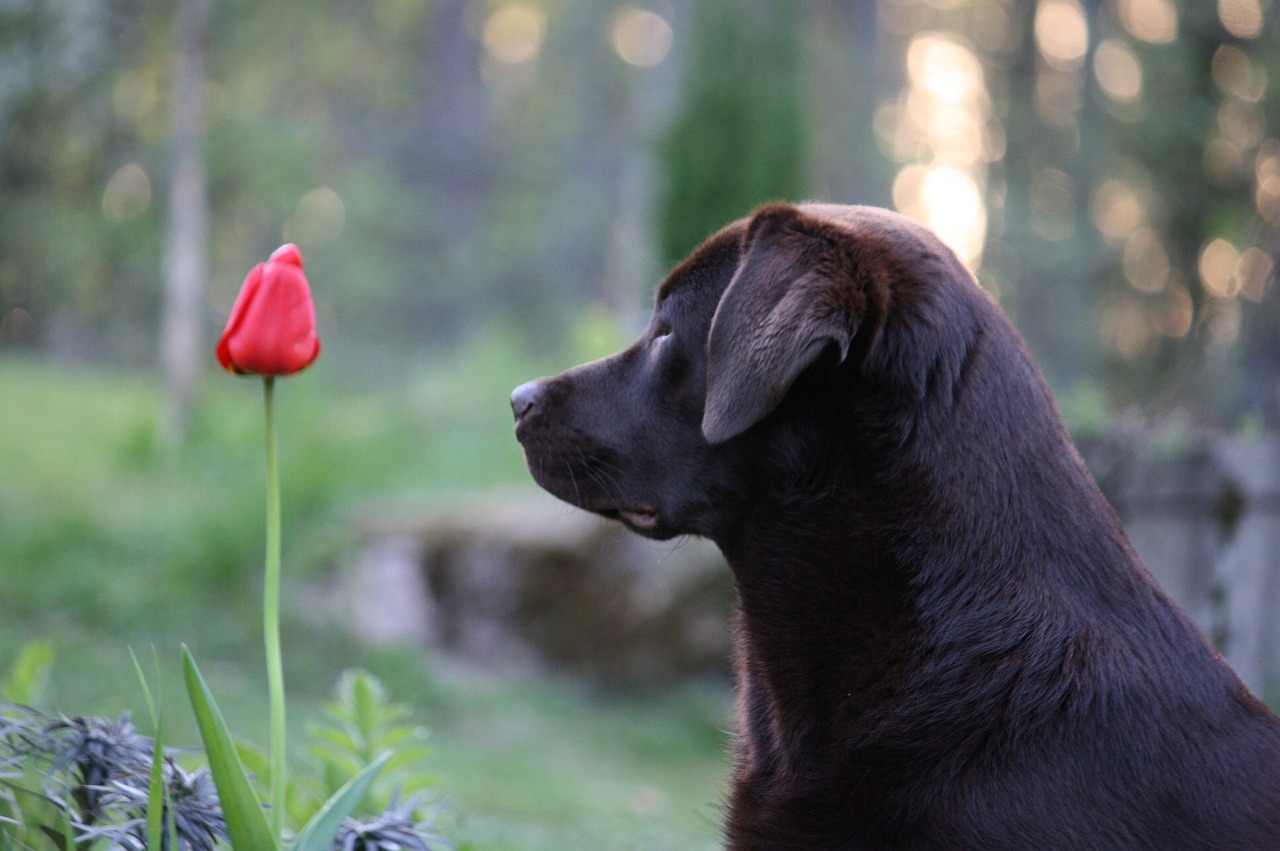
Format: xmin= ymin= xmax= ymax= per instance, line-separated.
xmin=510 ymin=203 xmax=1280 ymax=850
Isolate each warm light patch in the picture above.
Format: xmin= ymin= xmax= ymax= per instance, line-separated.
xmin=483 ymin=5 xmax=547 ymax=65
xmin=1102 ymin=297 xmax=1153 ymax=360
xmin=1158 ymin=282 xmax=1193 ymax=338
xmin=1123 ymin=228 xmax=1169 ymax=294
xmin=102 ymin=163 xmax=152 ymax=221
xmin=908 ymin=35 xmax=985 ymax=104
xmin=926 ymin=105 xmax=986 ymax=163
xmin=285 ymin=187 xmax=345 ymax=245
xmin=893 ymin=164 xmax=988 ymax=262
xmin=611 ymin=8 xmax=673 ymax=68
xmin=1199 ymin=238 xmax=1241 ymax=298
xmin=924 ymin=166 xmax=986 ymax=264
xmin=1238 ymin=247 xmax=1275 ymax=302
xmin=1090 ymin=178 xmax=1144 ymax=242
xmin=1219 ymin=0 xmax=1264 ymax=39
xmin=1211 ymin=45 xmax=1266 ymax=103
xmin=890 ymin=33 xmax=992 ymax=270
xmin=1197 ymin=240 xmax=1273 ymax=303
xmin=1256 ymin=140 xmax=1280 ymax=220
xmin=1116 ymin=0 xmax=1178 ymax=44
xmin=1218 ymin=101 xmax=1264 ymax=151
xmin=1094 ymin=40 xmax=1142 ymax=103
xmin=1035 ymin=0 xmax=1089 ymax=70
xmin=892 ymin=165 xmax=927 ymax=216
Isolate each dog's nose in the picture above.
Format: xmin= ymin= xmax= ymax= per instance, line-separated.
xmin=510 ymin=380 xmax=543 ymax=422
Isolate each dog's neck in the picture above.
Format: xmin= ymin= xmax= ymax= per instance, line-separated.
xmin=712 ymin=367 xmax=1213 ymax=791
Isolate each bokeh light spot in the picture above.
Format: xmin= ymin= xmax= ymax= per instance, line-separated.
xmin=483 ymin=5 xmax=547 ymax=66
xmin=1090 ymin=177 xmax=1144 ymax=242
xmin=1035 ymin=0 xmax=1088 ymax=71
xmin=1238 ymin=247 xmax=1275 ymax=302
xmin=1158 ymin=282 xmax=1193 ymax=339
xmin=1123 ymin=228 xmax=1169 ymax=294
xmin=1198 ymin=238 xmax=1241 ymax=298
xmin=611 ymin=8 xmax=673 ymax=68
xmin=1116 ymin=0 xmax=1178 ymax=44
xmin=285 ymin=187 xmax=346 ymax=246
xmin=1211 ymin=45 xmax=1265 ymax=103
xmin=102 ymin=163 xmax=152 ymax=221
xmin=894 ymin=33 xmax=991 ymax=270
xmin=1218 ymin=0 xmax=1264 ymax=39
xmin=1094 ymin=40 xmax=1142 ymax=103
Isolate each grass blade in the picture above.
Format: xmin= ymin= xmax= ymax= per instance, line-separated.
xmin=127 ymin=648 xmax=158 ymax=724
xmin=182 ymin=645 xmax=277 ymax=850
xmin=1 ymin=641 xmax=54 ymax=705
xmin=290 ymin=751 xmax=391 ymax=851
xmin=144 ymin=721 xmax=166 ymax=849
xmin=128 ymin=648 xmax=168 ymax=848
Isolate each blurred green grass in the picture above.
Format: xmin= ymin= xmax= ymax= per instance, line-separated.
xmin=0 ymin=330 xmax=729 ymax=849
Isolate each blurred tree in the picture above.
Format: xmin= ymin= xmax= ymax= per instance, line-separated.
xmin=0 ymin=0 xmax=158 ymax=358
xmin=807 ymin=0 xmax=892 ymax=209
xmin=2 ymin=0 xmax=1276 ymax=430
xmin=655 ymin=0 xmax=810 ymax=270
xmin=1092 ymin=0 xmax=1235 ymax=411
xmin=1081 ymin=0 xmax=1278 ymax=419
xmin=160 ymin=0 xmax=212 ymax=443
xmin=990 ymin=0 xmax=1108 ymax=391
xmin=980 ymin=0 xmax=1279 ymax=424
xmin=1205 ymin=5 xmax=1280 ymax=424
xmin=389 ymin=0 xmax=495 ymax=343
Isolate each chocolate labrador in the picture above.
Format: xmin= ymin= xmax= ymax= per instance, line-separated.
xmin=509 ymin=203 xmax=1280 ymax=849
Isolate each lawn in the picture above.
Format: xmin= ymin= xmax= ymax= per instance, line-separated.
xmin=0 ymin=346 xmax=730 ymax=850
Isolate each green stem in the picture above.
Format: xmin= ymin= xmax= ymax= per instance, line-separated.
xmin=263 ymin=375 xmax=286 ymax=844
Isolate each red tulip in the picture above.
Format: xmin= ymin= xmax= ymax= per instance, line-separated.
xmin=216 ymin=244 xmax=320 ymax=376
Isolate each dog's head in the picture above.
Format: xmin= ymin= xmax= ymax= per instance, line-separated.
xmin=511 ymin=202 xmax=991 ymax=541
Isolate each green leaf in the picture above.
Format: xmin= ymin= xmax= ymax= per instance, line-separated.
xmin=182 ymin=645 xmax=278 ymax=850
xmin=290 ymin=751 xmax=391 ymax=851
xmin=309 ymin=727 xmax=359 ymax=753
xmin=37 ymin=824 xmax=70 ymax=851
xmin=127 ymin=648 xmax=158 ymax=725
xmin=1 ymin=642 xmax=54 ymax=705
xmin=352 ymin=675 xmax=381 ymax=743
xmin=235 ymin=741 xmax=272 ymax=794
xmin=305 ymin=668 xmax=437 ymax=814
xmin=144 ymin=724 xmax=166 ymax=850
xmin=128 ymin=648 xmax=167 ymax=850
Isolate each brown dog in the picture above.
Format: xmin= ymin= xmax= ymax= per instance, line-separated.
xmin=510 ymin=203 xmax=1280 ymax=849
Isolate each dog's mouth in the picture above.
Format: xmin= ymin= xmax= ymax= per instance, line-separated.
xmin=598 ymin=506 xmax=660 ymax=533
xmin=517 ymin=436 xmax=667 ymax=535
xmin=617 ymin=507 xmax=659 ymax=531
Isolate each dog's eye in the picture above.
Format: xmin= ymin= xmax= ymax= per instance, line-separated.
xmin=653 ymin=323 xmax=672 ymax=340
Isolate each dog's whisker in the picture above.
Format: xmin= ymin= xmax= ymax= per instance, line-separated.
xmin=563 ymin=459 xmax=582 ymax=506
xmin=573 ymin=446 xmax=628 ymax=506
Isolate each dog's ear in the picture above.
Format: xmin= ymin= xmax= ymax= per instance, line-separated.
xmin=702 ymin=204 xmax=862 ymax=445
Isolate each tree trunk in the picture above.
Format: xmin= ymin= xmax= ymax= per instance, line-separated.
xmin=160 ymin=0 xmax=212 ymax=444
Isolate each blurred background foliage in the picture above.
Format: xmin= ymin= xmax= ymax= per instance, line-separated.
xmin=2 ymin=0 xmax=1280 ymax=414
xmin=2 ymin=0 xmax=1279 ymax=847
xmin=2 ymin=0 xmax=1278 ymax=416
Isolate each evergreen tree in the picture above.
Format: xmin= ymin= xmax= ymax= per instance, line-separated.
xmin=656 ymin=0 xmax=809 ymax=270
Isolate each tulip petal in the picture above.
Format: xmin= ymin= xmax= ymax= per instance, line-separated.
xmin=269 ymin=243 xmax=303 ymax=267
xmin=216 ymin=263 xmax=265 ymax=373
xmin=214 ymin=245 xmax=320 ymax=376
